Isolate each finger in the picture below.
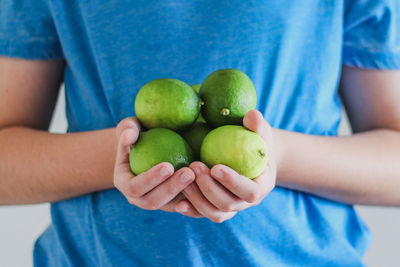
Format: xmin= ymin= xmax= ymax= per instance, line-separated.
xmin=159 ymin=193 xmax=186 ymax=212
xmin=116 ymin=117 xmax=141 ymax=139
xmin=190 ymin=162 xmax=248 ymax=212
xmin=113 ymin=128 xmax=140 ymax=189
xmin=243 ymin=109 xmax=269 ymax=139
xmin=182 ymin=182 xmax=236 ymax=223
xmin=117 ymin=162 xmax=174 ymax=199
xmin=115 ymin=127 xmax=140 ymax=166
xmin=175 ymin=199 xmax=203 ymax=218
xmin=115 ymin=117 xmax=141 ymax=166
xmin=137 ymin=167 xmax=195 ymax=210
xmin=210 ymin=164 xmax=272 ymax=203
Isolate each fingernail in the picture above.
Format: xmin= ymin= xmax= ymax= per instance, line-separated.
xmin=214 ymin=169 xmax=224 ymax=179
xmin=160 ymin=166 xmax=170 ymax=177
xmin=194 ymin=167 xmax=201 ymax=176
xmin=184 ymin=185 xmax=193 ymax=195
xmin=180 ymin=172 xmax=192 ymax=183
xmin=177 ymin=203 xmax=188 ymax=213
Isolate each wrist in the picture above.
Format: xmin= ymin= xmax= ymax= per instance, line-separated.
xmin=271 ymin=128 xmax=286 ymax=178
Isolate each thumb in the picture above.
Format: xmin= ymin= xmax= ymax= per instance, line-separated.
xmin=115 ymin=118 xmax=141 ymax=166
xmin=244 ymin=110 xmax=279 ymax=169
xmin=116 ymin=117 xmax=141 ymax=140
xmin=243 ymin=110 xmax=270 ymax=140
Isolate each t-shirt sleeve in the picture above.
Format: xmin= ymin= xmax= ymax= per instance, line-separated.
xmin=0 ymin=0 xmax=63 ymax=59
xmin=343 ymin=0 xmax=400 ymax=69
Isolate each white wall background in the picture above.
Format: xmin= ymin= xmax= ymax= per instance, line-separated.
xmin=0 ymin=88 xmax=399 ymax=267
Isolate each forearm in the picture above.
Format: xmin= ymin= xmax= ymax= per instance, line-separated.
xmin=0 ymin=126 xmax=116 ymax=205
xmin=275 ymin=128 xmax=400 ymax=206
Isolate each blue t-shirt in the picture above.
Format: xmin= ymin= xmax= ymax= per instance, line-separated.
xmin=1 ymin=1 xmax=400 ymax=266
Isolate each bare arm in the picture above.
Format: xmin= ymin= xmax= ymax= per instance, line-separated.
xmin=174 ymin=66 xmax=400 ymax=223
xmin=276 ymin=66 xmax=400 ymax=206
xmin=0 ymin=57 xmax=116 ymax=205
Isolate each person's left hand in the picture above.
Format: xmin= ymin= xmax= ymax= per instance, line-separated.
xmin=175 ymin=110 xmax=279 ymax=223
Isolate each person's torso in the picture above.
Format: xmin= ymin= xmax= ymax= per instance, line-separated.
xmin=34 ymin=1 xmax=370 ymax=266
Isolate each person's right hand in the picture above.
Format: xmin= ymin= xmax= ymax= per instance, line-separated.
xmin=113 ymin=117 xmax=202 ymax=216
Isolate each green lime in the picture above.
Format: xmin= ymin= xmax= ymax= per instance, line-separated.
xmin=191 ymin=84 xmax=201 ymax=92
xmin=135 ymin=79 xmax=201 ymax=131
xmin=199 ymin=69 xmax=257 ymax=128
xmin=181 ymin=122 xmax=212 ymax=160
xmin=200 ymin=125 xmax=268 ymax=179
xmin=130 ymin=128 xmax=194 ymax=175
xmin=191 ymin=84 xmax=206 ymax=123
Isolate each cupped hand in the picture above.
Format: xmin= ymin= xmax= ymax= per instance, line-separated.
xmin=113 ymin=117 xmax=202 ymax=217
xmin=175 ymin=110 xmax=278 ymax=223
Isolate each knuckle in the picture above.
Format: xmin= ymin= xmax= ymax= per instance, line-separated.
xmin=220 ymin=203 xmax=234 ymax=212
xmin=227 ymin=177 xmax=240 ymax=190
xmin=126 ymin=185 xmax=141 ymax=198
xmin=247 ymin=191 xmax=260 ymax=203
xmin=119 ymin=118 xmax=131 ymax=128
xmin=232 ymin=183 xmax=240 ymax=191
xmin=147 ymin=177 xmax=161 ymax=188
xmin=165 ymin=185 xmax=178 ymax=197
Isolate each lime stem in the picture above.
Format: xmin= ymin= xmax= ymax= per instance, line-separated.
xmin=220 ymin=108 xmax=230 ymax=116
xmin=259 ymin=149 xmax=266 ymax=158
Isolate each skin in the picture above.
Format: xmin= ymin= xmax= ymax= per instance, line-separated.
xmin=0 ymin=57 xmax=116 ymax=204
xmin=0 ymin=57 xmax=196 ymax=211
xmin=117 ymin=66 xmax=400 ymax=222
xmin=114 ymin=118 xmax=196 ymax=212
xmin=0 ymin=57 xmax=399 ymax=224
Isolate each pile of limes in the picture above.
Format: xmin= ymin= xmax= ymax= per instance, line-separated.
xmin=130 ymin=69 xmax=268 ymax=179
